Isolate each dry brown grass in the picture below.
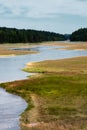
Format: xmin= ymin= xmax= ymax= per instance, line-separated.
xmin=35 ymin=41 xmax=87 ymax=50
xmin=22 ymin=119 xmax=87 ymax=130
xmin=25 ymin=56 xmax=87 ymax=74
xmin=55 ymin=42 xmax=87 ymax=50
xmin=0 ymin=43 xmax=38 ymax=56
xmin=65 ymin=43 xmax=87 ymax=50
xmin=20 ymin=56 xmax=87 ymax=129
xmin=0 ymin=41 xmax=87 ymax=56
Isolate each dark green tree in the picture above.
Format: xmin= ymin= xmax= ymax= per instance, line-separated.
xmin=0 ymin=27 xmax=65 ymax=43
xmin=70 ymin=28 xmax=87 ymax=41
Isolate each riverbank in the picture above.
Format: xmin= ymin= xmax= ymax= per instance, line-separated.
xmin=36 ymin=41 xmax=87 ymax=50
xmin=0 ymin=43 xmax=38 ymax=56
xmin=56 ymin=42 xmax=87 ymax=50
xmin=1 ymin=56 xmax=87 ymax=130
xmin=0 ymin=42 xmax=87 ymax=56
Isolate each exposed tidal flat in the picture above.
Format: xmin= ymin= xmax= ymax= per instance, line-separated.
xmin=0 ymin=41 xmax=87 ymax=130
xmin=0 ymin=43 xmax=38 ymax=56
xmin=0 ymin=41 xmax=87 ymax=57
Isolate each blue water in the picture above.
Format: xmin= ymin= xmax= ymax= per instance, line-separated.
xmin=0 ymin=45 xmax=87 ymax=83
xmin=0 ymin=45 xmax=87 ymax=130
xmin=0 ymin=88 xmax=27 ymax=130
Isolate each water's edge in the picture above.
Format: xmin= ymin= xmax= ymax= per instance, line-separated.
xmin=0 ymin=45 xmax=87 ymax=130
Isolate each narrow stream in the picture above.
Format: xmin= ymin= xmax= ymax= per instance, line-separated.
xmin=0 ymin=45 xmax=87 ymax=130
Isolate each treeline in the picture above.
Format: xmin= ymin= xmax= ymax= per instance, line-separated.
xmin=70 ymin=28 xmax=87 ymax=41
xmin=0 ymin=27 xmax=65 ymax=43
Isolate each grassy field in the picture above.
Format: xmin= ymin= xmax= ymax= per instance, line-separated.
xmin=1 ymin=56 xmax=87 ymax=130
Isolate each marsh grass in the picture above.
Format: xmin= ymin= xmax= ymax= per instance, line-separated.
xmin=24 ymin=57 xmax=87 ymax=74
xmin=0 ymin=43 xmax=38 ymax=56
xmin=1 ymin=56 xmax=87 ymax=130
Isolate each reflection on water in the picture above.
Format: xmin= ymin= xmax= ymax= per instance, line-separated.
xmin=0 ymin=45 xmax=87 ymax=130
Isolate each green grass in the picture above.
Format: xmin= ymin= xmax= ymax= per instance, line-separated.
xmin=1 ymin=57 xmax=87 ymax=129
xmin=1 ymin=74 xmax=87 ymax=117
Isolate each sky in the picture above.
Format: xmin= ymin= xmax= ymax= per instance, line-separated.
xmin=0 ymin=0 xmax=87 ymax=34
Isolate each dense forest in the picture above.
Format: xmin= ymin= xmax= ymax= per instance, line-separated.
xmin=0 ymin=27 xmax=65 ymax=43
xmin=70 ymin=28 xmax=87 ymax=41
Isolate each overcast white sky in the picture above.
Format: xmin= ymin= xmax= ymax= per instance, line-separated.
xmin=0 ymin=0 xmax=87 ymax=33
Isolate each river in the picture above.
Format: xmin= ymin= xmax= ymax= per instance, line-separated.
xmin=0 ymin=45 xmax=87 ymax=130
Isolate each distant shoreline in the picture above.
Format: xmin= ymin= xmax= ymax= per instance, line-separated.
xmin=0 ymin=41 xmax=87 ymax=57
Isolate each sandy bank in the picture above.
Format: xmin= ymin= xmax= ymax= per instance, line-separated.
xmin=55 ymin=42 xmax=87 ymax=50
xmin=0 ymin=54 xmax=16 ymax=58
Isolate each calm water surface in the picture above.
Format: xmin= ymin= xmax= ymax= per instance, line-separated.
xmin=0 ymin=45 xmax=87 ymax=130
xmin=0 ymin=88 xmax=27 ymax=130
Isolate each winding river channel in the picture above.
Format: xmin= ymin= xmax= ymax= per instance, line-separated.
xmin=0 ymin=44 xmax=87 ymax=130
